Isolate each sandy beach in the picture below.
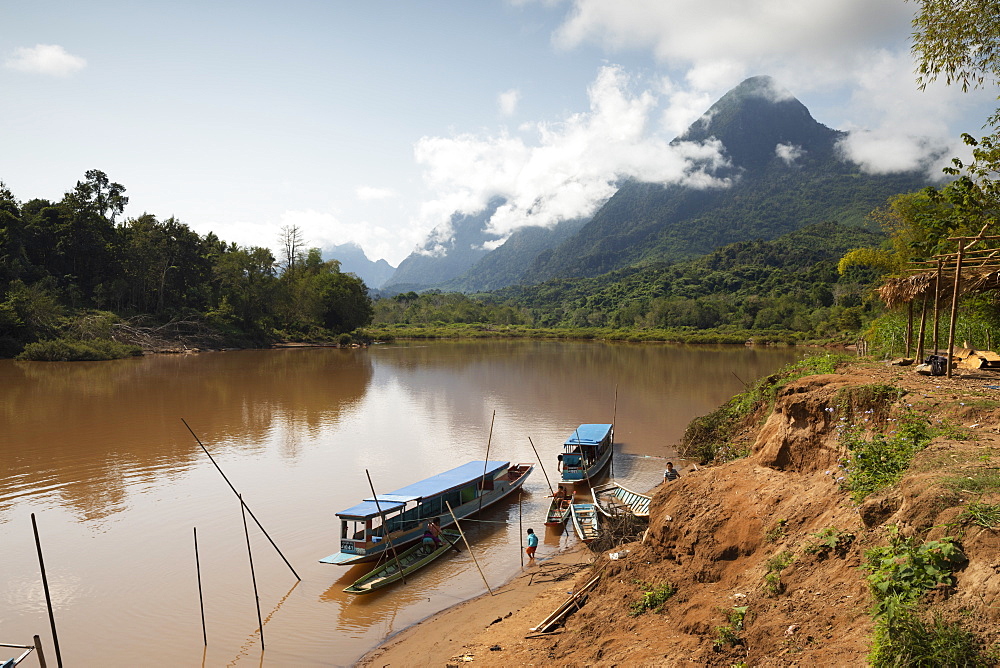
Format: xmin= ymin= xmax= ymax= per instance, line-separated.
xmin=357 ymin=542 xmax=597 ymax=667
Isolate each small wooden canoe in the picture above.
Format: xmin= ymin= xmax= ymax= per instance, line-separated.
xmin=570 ymin=502 xmax=599 ymax=544
xmin=343 ymin=530 xmax=460 ymax=594
xmin=545 ymin=491 xmax=575 ymax=527
xmin=591 ymin=481 xmax=651 ymax=519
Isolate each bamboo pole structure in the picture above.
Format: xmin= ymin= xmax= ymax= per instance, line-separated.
xmin=445 ymin=500 xmax=493 ymax=595
xmin=240 ymin=494 xmax=265 ymax=650
xmin=933 ymin=260 xmax=942 ymax=354
xmin=194 ymin=527 xmax=207 ymax=646
xmin=526 ymin=436 xmax=554 ymax=496
xmin=31 ymin=513 xmax=62 ymax=668
xmin=947 ymin=242 xmax=966 ymax=378
xmin=610 ymin=385 xmax=618 ymax=479
xmin=905 ymin=301 xmax=913 ymax=358
xmin=365 ymin=469 xmax=407 ymax=586
xmin=479 ymin=411 xmax=496 ymax=515
xmin=182 ymin=419 xmax=300 ymax=581
xmin=916 ymin=289 xmax=929 ymax=363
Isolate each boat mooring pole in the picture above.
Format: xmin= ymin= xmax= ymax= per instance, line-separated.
xmin=240 ymin=495 xmax=265 ymax=650
xmin=526 ymin=437 xmax=554 ymax=495
xmin=479 ymin=411 xmax=496 ymax=514
xmin=194 ymin=527 xmax=207 ymax=646
xmin=445 ymin=501 xmax=493 ymax=596
xmin=33 ymin=635 xmax=47 ymax=668
xmin=610 ymin=389 xmax=619 ymax=480
xmin=518 ymin=489 xmax=524 ymax=568
xmin=366 ymin=469 xmax=407 ymax=585
xmin=31 ymin=513 xmax=63 ymax=668
xmin=182 ymin=419 xmax=300 ymax=581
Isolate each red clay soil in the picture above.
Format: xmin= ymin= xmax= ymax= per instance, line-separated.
xmin=360 ymin=359 xmax=1000 ymax=667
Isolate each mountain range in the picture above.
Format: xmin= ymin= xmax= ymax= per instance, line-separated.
xmin=361 ymin=76 xmax=932 ymax=293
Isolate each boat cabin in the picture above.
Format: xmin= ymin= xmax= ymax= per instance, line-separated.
xmin=335 ymin=460 xmax=511 ymax=558
xmin=560 ymin=423 xmax=613 ymax=482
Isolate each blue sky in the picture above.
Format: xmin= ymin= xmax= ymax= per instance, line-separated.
xmin=3 ymin=1 xmax=996 ymax=266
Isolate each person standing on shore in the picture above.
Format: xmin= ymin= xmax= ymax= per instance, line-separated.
xmin=525 ymin=528 xmax=538 ymax=560
xmin=663 ymin=462 xmax=681 ymax=482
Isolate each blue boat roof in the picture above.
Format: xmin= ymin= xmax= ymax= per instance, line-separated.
xmin=336 ymin=460 xmax=510 ymax=519
xmin=564 ymin=424 xmax=613 ymax=446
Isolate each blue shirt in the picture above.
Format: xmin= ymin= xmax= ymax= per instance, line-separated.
xmin=527 ymin=532 xmax=538 ymax=547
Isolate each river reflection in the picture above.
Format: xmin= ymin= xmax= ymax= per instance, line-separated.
xmin=0 ymin=340 xmax=802 ymax=666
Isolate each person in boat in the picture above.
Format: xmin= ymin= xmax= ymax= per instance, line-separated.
xmin=427 ymin=517 xmax=443 ymax=547
xmin=553 ymin=485 xmax=567 ymax=500
xmin=421 ymin=524 xmax=438 ymax=553
xmin=557 ymin=454 xmax=563 ymax=472
xmin=525 ymin=528 xmax=538 ymax=560
xmin=663 ymin=461 xmax=681 ymax=482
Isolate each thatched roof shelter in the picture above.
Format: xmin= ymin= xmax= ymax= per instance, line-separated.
xmin=877 ymin=268 xmax=1000 ymax=308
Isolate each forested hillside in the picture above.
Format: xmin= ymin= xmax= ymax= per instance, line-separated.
xmin=0 ymin=171 xmax=373 ymax=358
xmin=372 ymin=221 xmax=889 ymax=342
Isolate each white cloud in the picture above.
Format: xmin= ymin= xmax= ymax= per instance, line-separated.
xmin=5 ymin=44 xmax=86 ymax=76
xmin=499 ymin=88 xmax=521 ymax=116
xmin=356 ymin=186 xmax=397 ymax=201
xmin=775 ymin=143 xmax=803 ymax=166
xmin=413 ymin=65 xmax=731 ymax=243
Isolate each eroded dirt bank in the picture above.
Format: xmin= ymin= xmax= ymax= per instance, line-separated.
xmin=361 ymin=359 xmax=1000 ymax=667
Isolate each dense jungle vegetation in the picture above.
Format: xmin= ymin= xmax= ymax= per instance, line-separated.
xmin=0 ymin=170 xmax=373 ymax=359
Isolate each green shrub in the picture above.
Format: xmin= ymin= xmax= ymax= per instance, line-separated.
xmin=957 ymin=502 xmax=1000 ymax=528
xmin=17 ymin=337 xmax=142 ymax=361
xmin=864 ymin=527 xmax=966 ymax=615
xmin=629 ymin=581 xmax=678 ymax=616
xmin=870 ymin=601 xmax=996 ymax=668
xmin=839 ymin=409 xmax=933 ymax=501
xmin=763 ymin=551 xmax=795 ymax=596
xmin=804 ymin=527 xmax=856 ymax=558
xmin=714 ymin=606 xmax=749 ymax=648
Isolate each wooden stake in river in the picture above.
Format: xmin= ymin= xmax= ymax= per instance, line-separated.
xmin=240 ymin=494 xmax=265 ymax=650
xmin=31 ymin=513 xmax=63 ymax=668
xmin=365 ymin=469 xmax=408 ymax=586
xmin=479 ymin=411 xmax=496 ymax=515
xmin=526 ymin=436 xmax=554 ymax=496
xmin=445 ymin=500 xmax=493 ymax=596
xmin=194 ymin=527 xmax=207 ymax=646
xmin=181 ymin=419 xmax=300 ymax=581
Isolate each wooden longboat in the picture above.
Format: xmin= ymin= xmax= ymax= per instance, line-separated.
xmin=569 ymin=502 xmax=599 ymax=544
xmin=558 ymin=424 xmax=614 ymax=487
xmin=591 ymin=481 xmax=651 ymax=519
xmin=343 ymin=530 xmax=461 ymax=594
xmin=320 ymin=460 xmax=534 ymax=566
xmin=544 ymin=491 xmax=575 ymax=527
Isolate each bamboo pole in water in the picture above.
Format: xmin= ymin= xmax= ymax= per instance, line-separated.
xmin=611 ymin=385 xmax=618 ymax=479
xmin=34 ymin=635 xmax=47 ymax=668
xmin=445 ymin=500 xmax=493 ymax=595
xmin=365 ymin=469 xmax=407 ymax=586
xmin=526 ymin=436 xmax=554 ymax=495
xmin=240 ymin=494 xmax=265 ymax=650
xmin=31 ymin=513 xmax=62 ymax=668
xmin=182 ymin=419 xmax=300 ymax=581
xmin=194 ymin=527 xmax=207 ymax=646
xmin=519 ymin=489 xmax=524 ymax=568
xmin=479 ymin=411 xmax=496 ymax=515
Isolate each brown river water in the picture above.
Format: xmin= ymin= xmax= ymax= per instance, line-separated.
xmin=0 ymin=340 xmax=803 ymax=666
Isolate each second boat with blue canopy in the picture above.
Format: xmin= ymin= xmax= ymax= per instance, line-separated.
xmin=320 ymin=460 xmax=533 ymax=566
xmin=558 ymin=423 xmax=614 ymax=487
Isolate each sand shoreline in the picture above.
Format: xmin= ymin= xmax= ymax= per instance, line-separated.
xmin=355 ymin=542 xmax=596 ymax=666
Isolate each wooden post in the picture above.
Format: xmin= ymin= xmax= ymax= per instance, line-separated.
xmin=947 ymin=243 xmax=965 ymax=378
xmin=916 ymin=289 xmax=929 ymax=364
xmin=445 ymin=501 xmax=493 ymax=595
xmin=518 ymin=489 xmax=524 ymax=568
xmin=610 ymin=385 xmax=618 ymax=479
xmin=240 ymin=495 xmax=265 ymax=649
xmin=905 ymin=301 xmax=913 ymax=358
xmin=365 ymin=469 xmax=407 ymax=586
xmin=182 ymin=419 xmax=300 ymax=580
xmin=194 ymin=527 xmax=207 ymax=646
xmin=933 ymin=259 xmax=942 ymax=354
xmin=479 ymin=411 xmax=496 ymax=514
xmin=33 ymin=635 xmax=47 ymax=668
xmin=31 ymin=513 xmax=62 ymax=668
xmin=526 ymin=436 xmax=554 ymax=495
